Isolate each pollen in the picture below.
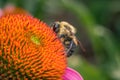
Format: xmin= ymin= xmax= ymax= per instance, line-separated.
xmin=0 ymin=14 xmax=67 ymax=79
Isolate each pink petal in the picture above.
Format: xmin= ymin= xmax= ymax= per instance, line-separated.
xmin=0 ymin=9 xmax=3 ymax=17
xmin=63 ymin=67 xmax=84 ymax=80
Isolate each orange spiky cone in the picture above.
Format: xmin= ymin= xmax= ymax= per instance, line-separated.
xmin=0 ymin=14 xmax=67 ymax=80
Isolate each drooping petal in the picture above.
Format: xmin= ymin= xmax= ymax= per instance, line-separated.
xmin=0 ymin=8 xmax=3 ymax=17
xmin=63 ymin=67 xmax=84 ymax=80
xmin=3 ymin=4 xmax=30 ymax=15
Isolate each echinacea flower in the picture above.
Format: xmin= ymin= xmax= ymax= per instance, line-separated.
xmin=0 ymin=14 xmax=67 ymax=79
xmin=63 ymin=67 xmax=84 ymax=80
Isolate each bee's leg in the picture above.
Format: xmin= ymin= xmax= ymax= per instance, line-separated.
xmin=78 ymin=40 xmax=86 ymax=52
xmin=66 ymin=41 xmax=76 ymax=57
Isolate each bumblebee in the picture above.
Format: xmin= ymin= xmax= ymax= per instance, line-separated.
xmin=50 ymin=21 xmax=85 ymax=57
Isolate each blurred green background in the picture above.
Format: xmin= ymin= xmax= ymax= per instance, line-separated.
xmin=0 ymin=0 xmax=120 ymax=80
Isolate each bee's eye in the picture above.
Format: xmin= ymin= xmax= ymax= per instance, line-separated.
xmin=53 ymin=24 xmax=60 ymax=33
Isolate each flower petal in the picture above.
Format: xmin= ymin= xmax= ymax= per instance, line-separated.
xmin=0 ymin=8 xmax=3 ymax=17
xmin=63 ymin=67 xmax=84 ymax=80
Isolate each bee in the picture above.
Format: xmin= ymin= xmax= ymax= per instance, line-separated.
xmin=50 ymin=21 xmax=85 ymax=57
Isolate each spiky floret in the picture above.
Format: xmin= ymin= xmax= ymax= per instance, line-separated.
xmin=0 ymin=14 xmax=67 ymax=80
